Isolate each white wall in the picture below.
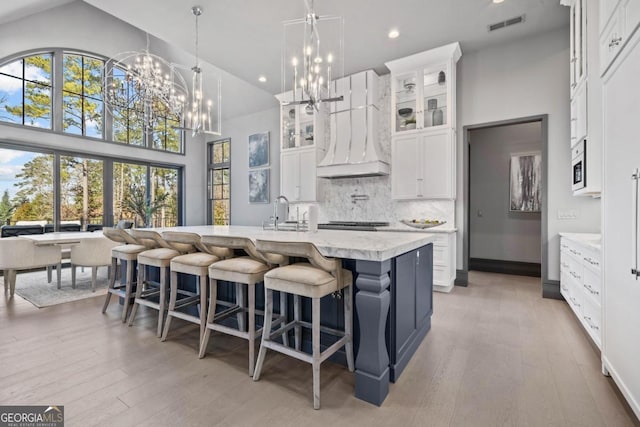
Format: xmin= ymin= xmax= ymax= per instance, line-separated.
xmin=222 ymin=107 xmax=281 ymax=226
xmin=456 ymin=27 xmax=601 ymax=281
xmin=469 ymin=122 xmax=542 ymax=263
xmin=0 ymin=1 xmax=207 ymax=225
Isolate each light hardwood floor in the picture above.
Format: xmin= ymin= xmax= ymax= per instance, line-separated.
xmin=1 ymin=271 xmax=638 ymax=427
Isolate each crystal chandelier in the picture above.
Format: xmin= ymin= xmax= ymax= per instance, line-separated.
xmin=283 ymin=0 xmax=344 ymax=111
xmin=103 ymin=36 xmax=188 ymax=132
xmin=179 ymin=6 xmax=221 ymax=136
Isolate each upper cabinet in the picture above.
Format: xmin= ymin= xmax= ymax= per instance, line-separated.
xmin=600 ymin=0 xmax=640 ymax=75
xmin=386 ymin=43 xmax=461 ymax=200
xmin=275 ymin=91 xmax=326 ymax=202
xmin=388 ymin=56 xmax=457 ymax=135
xmin=571 ymin=0 xmax=588 ymax=95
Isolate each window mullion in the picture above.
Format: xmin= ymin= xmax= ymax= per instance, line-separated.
xmin=52 ymin=49 xmax=63 ymax=133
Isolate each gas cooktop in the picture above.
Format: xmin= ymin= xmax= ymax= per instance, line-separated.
xmin=317 ymin=221 xmax=389 ymax=231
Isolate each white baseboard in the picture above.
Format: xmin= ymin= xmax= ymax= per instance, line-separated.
xmin=434 ymin=281 xmax=454 ymax=293
xmin=602 ymin=355 xmax=640 ymax=420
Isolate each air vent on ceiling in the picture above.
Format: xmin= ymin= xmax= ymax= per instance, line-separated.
xmin=488 ymin=14 xmax=526 ymax=32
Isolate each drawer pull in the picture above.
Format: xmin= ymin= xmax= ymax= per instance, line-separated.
xmin=570 ymin=271 xmax=581 ymax=280
xmin=584 ymin=283 xmax=599 ymax=296
xmin=584 ymin=316 xmax=600 ymax=331
xmin=583 ymin=257 xmax=600 ymax=267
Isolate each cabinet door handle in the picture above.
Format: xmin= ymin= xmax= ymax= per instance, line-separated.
xmin=609 ymin=36 xmax=622 ymax=48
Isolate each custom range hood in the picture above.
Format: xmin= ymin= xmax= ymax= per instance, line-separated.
xmin=317 ymin=70 xmax=390 ymax=178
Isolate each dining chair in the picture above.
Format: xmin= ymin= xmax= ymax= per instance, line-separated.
xmin=0 ymin=237 xmax=62 ymax=296
xmin=69 ymin=237 xmax=120 ymax=292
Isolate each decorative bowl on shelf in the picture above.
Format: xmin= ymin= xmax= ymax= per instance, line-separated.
xmin=398 ymin=107 xmax=413 ymax=118
xmin=401 ymin=219 xmax=446 ymax=229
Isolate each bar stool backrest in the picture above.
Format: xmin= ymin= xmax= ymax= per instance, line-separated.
xmin=161 ymin=231 xmax=204 ymax=254
xmin=129 ymin=229 xmax=169 ymax=250
xmin=102 ymin=227 xmax=138 ymax=245
xmin=201 ymin=235 xmax=284 ymax=265
xmin=255 ymin=240 xmax=340 ymax=280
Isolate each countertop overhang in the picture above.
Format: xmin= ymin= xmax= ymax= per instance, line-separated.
xmin=149 ymin=226 xmax=437 ymax=262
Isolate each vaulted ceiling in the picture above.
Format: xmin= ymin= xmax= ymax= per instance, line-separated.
xmin=0 ymin=0 xmax=568 ymax=116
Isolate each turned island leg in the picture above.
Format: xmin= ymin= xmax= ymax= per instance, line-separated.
xmin=354 ymin=259 xmax=391 ymax=406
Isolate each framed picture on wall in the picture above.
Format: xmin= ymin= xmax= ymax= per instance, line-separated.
xmin=249 ymin=168 xmax=269 ymax=204
xmin=509 ymin=151 xmax=542 ymax=212
xmin=248 ymin=131 xmax=269 ymax=169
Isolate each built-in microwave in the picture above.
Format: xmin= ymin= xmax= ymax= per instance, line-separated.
xmin=572 ymin=140 xmax=586 ymax=191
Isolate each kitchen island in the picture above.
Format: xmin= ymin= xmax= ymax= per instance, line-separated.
xmin=148 ymin=225 xmax=436 ymax=406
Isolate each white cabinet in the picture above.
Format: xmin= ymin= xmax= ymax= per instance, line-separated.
xmin=600 ymin=0 xmax=640 ymax=75
xmin=391 ymin=130 xmax=455 ymax=200
xmin=280 ymin=147 xmax=319 ymax=202
xmin=570 ymin=0 xmax=588 ymax=94
xmin=432 ymin=232 xmax=456 ymax=293
xmin=275 ymin=91 xmax=326 ymax=203
xmin=560 ymin=235 xmax=602 ymax=349
xmin=386 ymin=43 xmax=461 ymax=201
xmin=570 ymin=82 xmax=587 ymax=147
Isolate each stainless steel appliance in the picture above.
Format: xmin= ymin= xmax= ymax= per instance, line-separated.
xmin=318 ymin=221 xmax=389 ymax=231
xmin=572 ymin=139 xmax=586 ymax=191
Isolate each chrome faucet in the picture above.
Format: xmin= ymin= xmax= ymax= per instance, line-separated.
xmin=273 ymin=195 xmax=289 ymax=231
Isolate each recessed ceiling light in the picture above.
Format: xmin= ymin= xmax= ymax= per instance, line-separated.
xmin=258 ymin=75 xmax=267 ymax=83
xmin=493 ymin=0 xmax=505 ymax=3
xmin=388 ymin=29 xmax=400 ymax=39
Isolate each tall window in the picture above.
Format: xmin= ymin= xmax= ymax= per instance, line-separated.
xmin=111 ymin=66 xmax=144 ymax=146
xmin=60 ymin=155 xmax=104 ymax=227
xmin=62 ymin=54 xmax=104 ymax=138
xmin=150 ymin=166 xmax=178 ymax=227
xmin=208 ymin=139 xmax=230 ymax=225
xmin=0 ymin=53 xmax=53 ymax=128
xmin=0 ymin=148 xmax=54 ymax=225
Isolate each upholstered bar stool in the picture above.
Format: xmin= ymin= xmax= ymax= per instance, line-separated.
xmin=127 ymin=229 xmax=183 ymax=337
xmin=198 ymin=235 xmax=287 ymax=376
xmin=252 ymin=240 xmax=355 ymax=409
xmin=101 ymin=228 xmax=148 ymax=322
xmin=160 ymin=231 xmax=232 ymax=345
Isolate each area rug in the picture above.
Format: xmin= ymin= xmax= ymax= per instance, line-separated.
xmin=12 ymin=267 xmax=109 ymax=308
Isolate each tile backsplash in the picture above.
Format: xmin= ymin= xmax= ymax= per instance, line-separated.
xmin=290 ymin=74 xmax=455 ymax=226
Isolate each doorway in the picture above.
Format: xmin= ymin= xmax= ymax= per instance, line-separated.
xmin=462 ymin=115 xmax=548 ymax=284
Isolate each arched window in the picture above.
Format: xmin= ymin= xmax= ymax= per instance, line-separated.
xmin=0 ymin=49 xmax=183 ymax=153
xmin=0 ymin=52 xmax=53 ymax=128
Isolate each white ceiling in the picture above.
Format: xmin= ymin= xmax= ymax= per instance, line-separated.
xmin=81 ymin=0 xmax=568 ymax=95
xmin=0 ymin=0 xmax=569 ymax=115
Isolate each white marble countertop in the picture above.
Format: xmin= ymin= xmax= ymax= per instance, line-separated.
xmin=20 ymin=231 xmax=105 ymax=245
xmin=148 ymin=226 xmax=437 ymax=262
xmin=377 ymin=223 xmax=457 ymax=234
xmin=559 ymin=232 xmax=601 ymax=250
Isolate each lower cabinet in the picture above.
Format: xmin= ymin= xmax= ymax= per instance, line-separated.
xmin=432 ymin=232 xmax=456 ymax=292
xmin=560 ymin=235 xmax=602 ymax=349
xmin=391 ymin=129 xmax=455 ymax=200
xmin=390 ymin=244 xmax=433 ymax=381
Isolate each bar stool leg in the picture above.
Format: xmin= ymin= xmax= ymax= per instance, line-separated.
xmin=91 ymin=266 xmax=98 ymax=292
xmin=294 ymin=294 xmax=301 ymax=351
xmin=312 ymin=297 xmax=321 ymax=410
xmin=199 ymin=274 xmax=208 ymax=342
xmin=236 ymin=283 xmax=245 ymax=332
xmin=128 ymin=264 xmax=144 ymax=327
xmin=161 ymin=268 xmax=177 ymax=341
xmin=47 ymin=266 xmax=52 ymax=283
xmin=253 ymin=288 xmax=273 ymax=382
xmin=102 ymin=257 xmax=117 ymax=314
xmin=122 ymin=260 xmax=134 ymax=322
xmin=56 ymin=262 xmax=61 ymax=289
xmin=199 ymin=278 xmax=218 ymax=358
xmin=344 ymin=285 xmax=355 ymax=372
xmin=248 ymin=282 xmax=256 ymax=376
xmin=280 ymin=291 xmax=289 ymax=347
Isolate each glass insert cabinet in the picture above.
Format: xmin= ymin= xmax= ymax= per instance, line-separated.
xmin=392 ymin=63 xmax=452 ymax=134
xmin=280 ymin=102 xmax=318 ymax=150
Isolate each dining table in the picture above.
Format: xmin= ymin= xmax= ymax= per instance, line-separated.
xmin=19 ymin=230 xmax=106 ymax=246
